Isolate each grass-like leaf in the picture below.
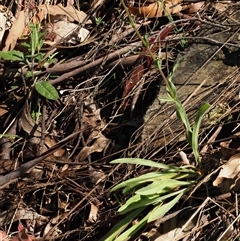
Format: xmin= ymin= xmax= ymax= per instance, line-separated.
xmin=136 ymin=179 xmax=191 ymax=195
xmin=148 ymin=189 xmax=186 ymax=222
xmin=121 ymin=172 xmax=188 ymax=194
xmin=111 ymin=170 xmax=195 ymax=193
xmin=35 ymin=81 xmax=59 ymax=100
xmin=99 ymin=207 xmax=145 ymax=241
xmin=115 ymin=213 xmax=149 ymax=241
xmin=192 ymin=103 xmax=211 ymax=164
xmin=111 ymin=172 xmax=165 ymax=192
xmin=111 ymin=158 xmax=173 ymax=169
xmin=118 ymin=194 xmax=162 ymax=214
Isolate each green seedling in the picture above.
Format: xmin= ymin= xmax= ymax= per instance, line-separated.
xmin=0 ymin=23 xmax=59 ymax=101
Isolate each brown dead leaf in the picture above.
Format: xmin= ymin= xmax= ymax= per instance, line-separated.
xmin=88 ymin=202 xmax=98 ymax=223
xmin=45 ymin=136 xmax=66 ymax=157
xmin=187 ymin=2 xmax=204 ymax=13
xmin=213 ymin=153 xmax=240 ymax=193
xmin=0 ymin=159 xmax=18 ymax=174
xmin=128 ymin=0 xmax=183 ymax=18
xmin=220 ymin=137 xmax=240 ymax=159
xmin=43 ymin=15 xmax=89 ymax=45
xmin=0 ymin=104 xmax=9 ymax=117
xmin=77 ymin=133 xmax=110 ymax=162
xmin=0 ymin=230 xmax=8 ymax=241
xmin=3 ymin=10 xmax=25 ymax=51
xmin=38 ymin=4 xmax=89 ymax=23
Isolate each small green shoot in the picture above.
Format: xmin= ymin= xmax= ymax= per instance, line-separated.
xmin=0 ymin=23 xmax=59 ymax=101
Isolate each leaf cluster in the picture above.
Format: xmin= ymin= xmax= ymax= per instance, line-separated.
xmin=0 ymin=23 xmax=58 ymax=100
xmin=101 ymin=158 xmax=199 ymax=241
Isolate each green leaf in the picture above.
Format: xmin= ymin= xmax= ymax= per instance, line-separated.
xmin=136 ymin=179 xmax=191 ymax=196
xmin=35 ymin=81 xmax=59 ymax=100
xmin=118 ymin=194 xmax=162 ymax=215
xmin=25 ymin=70 xmax=40 ymax=78
xmin=30 ymin=23 xmax=39 ymax=55
xmin=111 ymin=169 xmax=187 ymax=192
xmin=122 ymin=182 xmax=145 ymax=195
xmin=158 ymin=96 xmax=174 ymax=102
xmin=155 ymin=188 xmax=187 ymax=203
xmin=115 ymin=213 xmax=149 ymax=241
xmin=148 ymin=189 xmax=186 ymax=222
xmin=99 ymin=207 xmax=145 ymax=241
xmin=111 ymin=172 xmax=164 ymax=192
xmin=31 ymin=110 xmax=41 ymax=122
xmin=175 ymin=101 xmax=192 ymax=132
xmin=121 ymin=172 xmax=187 ymax=194
xmin=192 ymin=103 xmax=211 ymax=164
xmin=154 ymin=58 xmax=162 ymax=69
xmin=111 ymin=158 xmax=196 ymax=174
xmin=0 ymin=50 xmax=24 ymax=61
xmin=111 ymin=158 xmax=174 ymax=170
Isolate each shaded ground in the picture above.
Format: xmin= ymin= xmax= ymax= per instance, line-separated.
xmin=0 ymin=1 xmax=240 ymax=240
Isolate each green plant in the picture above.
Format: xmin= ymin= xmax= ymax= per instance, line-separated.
xmin=101 ymin=64 xmax=209 ymax=240
xmin=100 ymin=159 xmax=199 ymax=241
xmin=158 ymin=61 xmax=211 ymax=165
xmin=101 ymin=1 xmax=211 ymax=240
xmin=0 ymin=23 xmax=59 ymax=101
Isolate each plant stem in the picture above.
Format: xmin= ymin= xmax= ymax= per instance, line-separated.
xmin=120 ymin=0 xmax=174 ymax=96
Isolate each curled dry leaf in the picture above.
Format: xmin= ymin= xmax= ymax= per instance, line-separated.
xmin=88 ymin=202 xmax=99 ymax=223
xmin=0 ymin=5 xmax=14 ymax=47
xmin=220 ymin=137 xmax=240 ymax=160
xmin=12 ymin=221 xmax=35 ymax=241
xmin=44 ymin=15 xmax=89 ymax=45
xmin=0 ymin=104 xmax=9 ymax=117
xmin=19 ymin=100 xmax=43 ymax=137
xmin=77 ymin=133 xmax=110 ymax=162
xmin=187 ymin=2 xmax=205 ymax=13
xmin=38 ymin=4 xmax=89 ymax=23
xmin=3 ymin=10 xmax=24 ymax=51
xmin=213 ymin=153 xmax=240 ymax=193
xmin=128 ymin=0 xmax=183 ymax=18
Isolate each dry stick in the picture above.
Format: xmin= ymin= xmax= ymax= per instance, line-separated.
xmin=49 ymin=43 xmax=140 ymax=85
xmin=200 ymin=125 xmax=222 ymax=154
xmin=43 ymin=181 xmax=100 ymax=239
xmin=0 ymin=130 xmax=83 ymax=189
xmin=109 ymin=21 xmax=151 ymax=45
xmin=47 ymin=57 xmax=91 ymax=73
xmin=47 ymin=16 xmax=233 ymax=74
xmin=47 ymin=22 xmax=145 ymax=74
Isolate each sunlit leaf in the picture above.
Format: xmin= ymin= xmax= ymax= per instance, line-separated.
xmin=0 ymin=50 xmax=24 ymax=61
xmin=115 ymin=213 xmax=149 ymax=241
xmin=192 ymin=103 xmax=211 ymax=164
xmin=111 ymin=170 xmax=194 ymax=192
xmin=148 ymin=189 xmax=185 ymax=222
xmin=118 ymin=194 xmax=162 ymax=215
xmin=99 ymin=207 xmax=145 ymax=241
xmin=111 ymin=158 xmax=174 ymax=170
xmin=136 ymin=179 xmax=191 ymax=195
